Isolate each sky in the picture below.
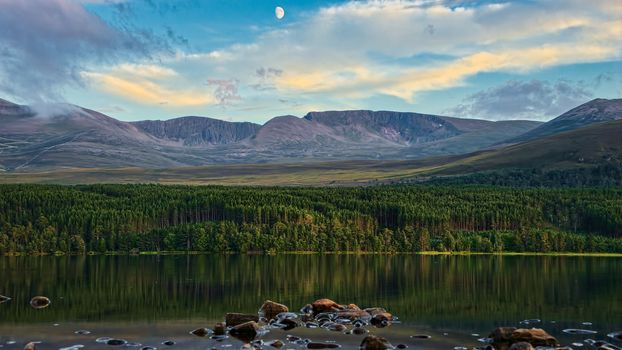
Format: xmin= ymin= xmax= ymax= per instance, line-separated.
xmin=0 ymin=0 xmax=620 ymax=123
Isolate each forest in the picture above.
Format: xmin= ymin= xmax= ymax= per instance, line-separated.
xmin=0 ymin=184 xmax=621 ymax=254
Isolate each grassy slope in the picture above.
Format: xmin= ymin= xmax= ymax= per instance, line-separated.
xmin=1 ymin=120 xmax=620 ymax=186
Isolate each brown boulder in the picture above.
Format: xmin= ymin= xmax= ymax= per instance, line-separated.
xmin=510 ymin=329 xmax=559 ymax=347
xmin=312 ymin=299 xmax=343 ymax=314
xmin=24 ymin=343 xmax=37 ymax=350
xmin=335 ymin=309 xmax=371 ymax=320
xmin=259 ymin=300 xmax=289 ymax=321
xmin=267 ymin=340 xmax=284 ymax=348
xmin=364 ymin=307 xmax=387 ymax=316
xmin=229 ymin=321 xmax=260 ymax=342
xmin=226 ymin=313 xmax=259 ymax=327
xmin=346 ymin=303 xmax=361 ymax=310
xmin=489 ymin=327 xmax=517 ymax=344
xmin=360 ymin=335 xmax=393 ymax=350
xmin=489 ymin=327 xmax=559 ymax=350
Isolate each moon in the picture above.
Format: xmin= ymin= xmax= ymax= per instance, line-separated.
xmin=275 ymin=6 xmax=285 ymax=20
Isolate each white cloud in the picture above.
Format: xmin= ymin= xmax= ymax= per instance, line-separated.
xmin=162 ymin=0 xmax=620 ymax=106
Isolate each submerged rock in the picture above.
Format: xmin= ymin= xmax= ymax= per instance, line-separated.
xmin=29 ymin=296 xmax=50 ymax=309
xmin=360 ymin=335 xmax=393 ymax=350
xmin=306 ymin=342 xmax=340 ymax=349
xmin=509 ymin=342 xmax=534 ymax=350
xmin=260 ymin=300 xmax=289 ymax=321
xmin=226 ymin=312 xmax=259 ymax=327
xmin=106 ymin=339 xmax=127 ymax=346
xmin=191 ymin=328 xmax=210 ymax=337
xmin=267 ymin=342 xmax=284 ymax=350
xmin=213 ymin=322 xmax=226 ymax=335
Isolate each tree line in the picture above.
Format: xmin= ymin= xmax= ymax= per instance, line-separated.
xmin=0 ymin=184 xmax=621 ymax=254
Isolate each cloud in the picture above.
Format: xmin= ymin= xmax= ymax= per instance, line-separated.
xmin=448 ymin=79 xmax=594 ymax=120
xmin=172 ymin=0 xmax=620 ymax=106
xmin=0 ymin=0 xmax=168 ymax=102
xmin=84 ymin=72 xmax=215 ymax=106
xmin=205 ymin=79 xmax=241 ymax=106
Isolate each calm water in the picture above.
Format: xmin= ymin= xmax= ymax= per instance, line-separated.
xmin=0 ymin=255 xmax=621 ymax=349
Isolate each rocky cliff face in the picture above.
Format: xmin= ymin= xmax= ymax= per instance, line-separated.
xmin=303 ymin=110 xmax=462 ymax=145
xmin=132 ymin=117 xmax=261 ymax=146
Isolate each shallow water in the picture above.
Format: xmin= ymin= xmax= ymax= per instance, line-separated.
xmin=1 ymin=255 xmax=621 ymax=349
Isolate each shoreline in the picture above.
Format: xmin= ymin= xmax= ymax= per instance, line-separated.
xmin=2 ymin=251 xmax=622 ymax=257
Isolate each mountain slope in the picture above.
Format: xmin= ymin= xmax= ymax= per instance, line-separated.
xmin=433 ymin=119 xmax=622 ymax=176
xmin=508 ymin=98 xmax=622 ymax=143
xmin=132 ymin=117 xmax=260 ymax=146
xmin=0 ymin=103 xmax=188 ymax=170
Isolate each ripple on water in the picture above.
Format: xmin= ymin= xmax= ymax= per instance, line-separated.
xmin=608 ymin=331 xmax=622 ymax=341
xmin=563 ymin=329 xmax=598 ymax=335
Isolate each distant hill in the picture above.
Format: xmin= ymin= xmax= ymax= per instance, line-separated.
xmin=432 ymin=119 xmax=622 ymax=176
xmin=0 ymin=98 xmax=542 ymax=170
xmin=507 ymin=98 xmax=622 ymax=143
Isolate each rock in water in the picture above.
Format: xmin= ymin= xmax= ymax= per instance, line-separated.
xmin=312 ymin=299 xmax=343 ymax=314
xmin=226 ymin=312 xmax=259 ymax=327
xmin=24 ymin=343 xmax=37 ymax=350
xmin=191 ymin=328 xmax=209 ymax=337
xmin=489 ymin=327 xmax=559 ymax=350
xmin=335 ymin=309 xmax=371 ymax=320
xmin=510 ymin=328 xmax=559 ymax=347
xmin=267 ymin=340 xmax=284 ymax=348
xmin=510 ymin=342 xmax=534 ymax=350
xmin=360 ymin=335 xmax=393 ymax=350
xmin=213 ymin=322 xmax=226 ymax=335
xmin=229 ymin=321 xmax=260 ymax=338
xmin=489 ymin=327 xmax=518 ymax=344
xmin=29 ymin=296 xmax=51 ymax=309
xmin=260 ymin=300 xmax=289 ymax=321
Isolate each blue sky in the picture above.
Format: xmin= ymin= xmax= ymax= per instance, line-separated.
xmin=0 ymin=0 xmax=620 ymax=122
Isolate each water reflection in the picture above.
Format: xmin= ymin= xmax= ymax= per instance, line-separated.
xmin=0 ymin=255 xmax=620 ymax=332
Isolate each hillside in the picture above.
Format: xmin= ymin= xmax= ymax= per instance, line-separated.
xmin=508 ymin=98 xmax=622 ymax=143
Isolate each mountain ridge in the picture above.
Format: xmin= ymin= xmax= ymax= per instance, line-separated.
xmin=4 ymin=97 xmax=618 ymax=171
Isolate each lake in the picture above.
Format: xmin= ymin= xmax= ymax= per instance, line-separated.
xmin=1 ymin=255 xmax=621 ymax=349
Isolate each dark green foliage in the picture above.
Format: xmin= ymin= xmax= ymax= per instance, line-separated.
xmin=423 ymin=164 xmax=622 ymax=187
xmin=0 ymin=184 xmax=621 ymax=254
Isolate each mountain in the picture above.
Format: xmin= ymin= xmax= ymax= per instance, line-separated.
xmin=3 ymin=120 xmax=620 ymax=186
xmin=508 ymin=98 xmax=622 ymax=143
xmin=0 ymin=102 xmax=189 ymax=170
xmin=0 ymin=97 xmax=544 ymax=170
xmin=132 ymin=117 xmax=260 ymax=146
